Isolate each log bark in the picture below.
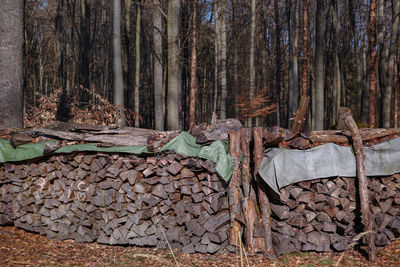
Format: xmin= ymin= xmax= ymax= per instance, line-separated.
xmin=291 ymin=95 xmax=310 ymax=133
xmin=341 ymin=112 xmax=376 ymax=262
xmin=228 ymin=130 xmax=242 ymax=246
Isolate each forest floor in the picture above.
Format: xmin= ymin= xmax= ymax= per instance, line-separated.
xmin=1 ymin=226 xmax=400 ymax=267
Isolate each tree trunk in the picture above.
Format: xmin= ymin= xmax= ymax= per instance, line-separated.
xmin=383 ymin=0 xmax=400 ymax=127
xmin=369 ymin=0 xmax=378 ymax=127
xmin=55 ymin=0 xmax=65 ymax=90
xmin=219 ymin=0 xmax=227 ymax=120
xmin=288 ymin=0 xmax=299 ymax=128
xmin=189 ymin=0 xmax=197 ymax=130
xmin=167 ymin=0 xmax=181 ymax=130
xmin=113 ymin=0 xmax=125 ymax=125
xmin=301 ymin=0 xmax=309 ymax=98
xmin=332 ymin=0 xmax=341 ymax=126
xmin=0 ymin=0 xmax=24 ymax=127
xmin=275 ymin=0 xmax=282 ymax=126
xmin=248 ymin=0 xmax=256 ymax=127
xmin=153 ymin=0 xmax=164 ymax=130
xmin=314 ymin=0 xmax=325 ymax=130
xmin=134 ymin=4 xmax=141 ymax=127
xmin=213 ymin=0 xmax=219 ymax=116
xmin=348 ymin=0 xmax=363 ymax=123
xmin=79 ymin=0 xmax=90 ymax=101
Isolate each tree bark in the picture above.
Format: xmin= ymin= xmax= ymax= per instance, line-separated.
xmin=219 ymin=0 xmax=227 ymax=120
xmin=0 ymin=0 xmax=24 ymax=127
xmin=301 ymin=0 xmax=309 ymax=97
xmin=134 ymin=4 xmax=141 ymax=127
xmin=369 ymin=0 xmax=378 ymax=127
xmin=189 ymin=0 xmax=198 ymax=130
xmin=275 ymin=0 xmax=282 ymax=126
xmin=153 ymin=0 xmax=164 ymax=130
xmin=288 ymin=0 xmax=299 ymax=128
xmin=314 ymin=0 xmax=325 ymax=130
xmin=248 ymin=0 xmax=256 ymax=127
xmin=167 ymin=0 xmax=181 ymax=130
xmin=341 ymin=112 xmax=376 ymax=262
xmin=332 ymin=0 xmax=341 ymax=126
xmin=79 ymin=0 xmax=90 ymax=101
xmin=113 ymin=0 xmax=124 ymax=107
xmin=383 ymin=0 xmax=400 ymax=127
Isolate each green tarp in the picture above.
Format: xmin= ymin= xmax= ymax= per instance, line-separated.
xmin=0 ymin=132 xmax=233 ymax=182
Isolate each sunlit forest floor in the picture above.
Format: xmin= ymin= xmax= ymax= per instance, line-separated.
xmin=1 ymin=226 xmax=400 ymax=267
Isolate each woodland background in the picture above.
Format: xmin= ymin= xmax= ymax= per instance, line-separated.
xmin=14 ymin=0 xmax=400 ymax=130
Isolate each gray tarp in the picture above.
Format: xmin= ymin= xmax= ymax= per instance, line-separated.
xmin=258 ymin=136 xmax=400 ymax=194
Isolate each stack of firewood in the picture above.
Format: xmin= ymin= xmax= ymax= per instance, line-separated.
xmin=268 ymin=175 xmax=400 ymax=255
xmin=0 ymin=152 xmax=231 ymax=254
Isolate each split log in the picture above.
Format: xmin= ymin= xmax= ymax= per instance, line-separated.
xmin=240 ymin=128 xmax=252 ymax=198
xmin=228 ymin=130 xmax=242 ymax=246
xmin=291 ymin=95 xmax=310 ymax=133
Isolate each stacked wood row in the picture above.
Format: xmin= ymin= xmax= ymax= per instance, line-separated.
xmin=0 ymin=152 xmax=231 ymax=254
xmin=268 ymin=175 xmax=400 ymax=256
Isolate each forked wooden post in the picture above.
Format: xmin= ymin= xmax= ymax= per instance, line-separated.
xmin=341 ymin=111 xmax=376 ymax=262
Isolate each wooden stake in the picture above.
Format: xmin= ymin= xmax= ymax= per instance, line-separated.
xmin=341 ymin=111 xmax=376 ymax=262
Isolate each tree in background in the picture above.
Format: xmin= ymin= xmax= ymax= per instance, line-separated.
xmin=167 ymin=0 xmax=181 ymax=130
xmin=153 ymin=0 xmax=164 ymax=130
xmin=0 ymin=0 xmax=24 ymax=127
xmin=112 ymin=0 xmax=124 ymax=126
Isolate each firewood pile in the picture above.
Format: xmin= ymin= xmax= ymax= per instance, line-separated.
xmin=0 ymin=152 xmax=231 ymax=254
xmin=268 ymin=175 xmax=400 ymax=255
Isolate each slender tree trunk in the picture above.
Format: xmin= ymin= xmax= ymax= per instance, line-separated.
xmin=55 ymin=0 xmax=65 ymax=90
xmin=134 ymin=4 xmax=141 ymax=127
xmin=124 ymin=0 xmax=132 ymax=107
xmin=348 ymin=0 xmax=363 ymax=121
xmin=288 ymin=0 xmax=299 ymax=128
xmin=167 ymin=0 xmax=181 ymax=130
xmin=219 ymin=0 xmax=227 ymax=120
xmin=213 ymin=1 xmax=220 ymax=116
xmin=361 ymin=0 xmax=370 ymax=124
xmin=394 ymin=56 xmax=399 ymax=128
xmin=0 ymin=0 xmax=24 ymax=127
xmin=80 ymin=0 xmax=90 ymax=100
xmin=332 ymin=0 xmax=341 ymax=126
xmin=189 ymin=0 xmax=197 ymax=129
xmin=275 ymin=0 xmax=281 ymax=126
xmin=153 ymin=0 xmax=164 ymax=130
xmin=369 ymin=0 xmax=378 ymax=127
xmin=314 ymin=0 xmax=325 ymax=130
xmin=248 ymin=0 xmax=256 ymax=126
xmin=383 ymin=0 xmax=400 ymax=127
xmin=301 ymin=0 xmax=309 ymax=97
xmin=113 ymin=0 xmax=124 ymax=110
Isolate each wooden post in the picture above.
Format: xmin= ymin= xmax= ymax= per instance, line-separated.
xmin=240 ymin=128 xmax=252 ymax=198
xmin=252 ymin=127 xmax=274 ymax=253
xmin=228 ymin=130 xmax=242 ymax=246
xmin=291 ymin=95 xmax=310 ymax=133
xmin=341 ymin=111 xmax=376 ymax=262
